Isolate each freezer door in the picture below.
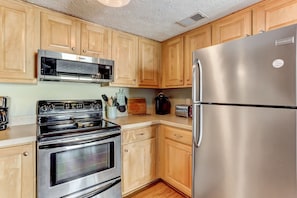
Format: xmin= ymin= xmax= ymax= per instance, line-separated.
xmin=192 ymin=24 xmax=297 ymax=106
xmin=193 ymin=104 xmax=297 ymax=198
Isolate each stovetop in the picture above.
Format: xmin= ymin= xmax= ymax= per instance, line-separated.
xmin=37 ymin=100 xmax=120 ymax=140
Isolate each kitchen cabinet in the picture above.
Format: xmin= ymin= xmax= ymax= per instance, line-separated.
xmin=212 ymin=9 xmax=252 ymax=45
xmin=253 ymin=0 xmax=297 ymax=34
xmin=158 ymin=125 xmax=192 ymax=197
xmin=41 ymin=11 xmax=81 ymax=54
xmin=184 ymin=24 xmax=212 ymax=86
xmin=111 ymin=30 xmax=138 ymax=87
xmin=80 ymin=22 xmax=111 ymax=59
xmin=138 ymin=37 xmax=160 ymax=88
xmin=41 ymin=11 xmax=111 ymax=58
xmin=122 ymin=126 xmax=157 ymax=195
xmin=161 ymin=36 xmax=184 ymax=87
xmin=0 ymin=0 xmax=38 ymax=83
xmin=0 ymin=142 xmax=35 ymax=198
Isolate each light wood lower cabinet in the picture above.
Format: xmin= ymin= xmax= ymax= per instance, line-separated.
xmin=0 ymin=142 xmax=35 ymax=198
xmin=158 ymin=125 xmax=192 ymax=197
xmin=122 ymin=126 xmax=157 ymax=195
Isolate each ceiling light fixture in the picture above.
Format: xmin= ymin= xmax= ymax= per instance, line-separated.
xmin=97 ymin=0 xmax=131 ymax=7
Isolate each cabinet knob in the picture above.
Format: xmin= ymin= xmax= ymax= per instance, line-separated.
xmin=23 ymin=151 xmax=29 ymax=156
xmin=259 ymin=30 xmax=265 ymax=34
xmin=245 ymin=34 xmax=251 ymax=37
xmin=124 ymin=149 xmax=128 ymax=152
xmin=71 ymin=47 xmax=76 ymax=51
xmin=82 ymin=49 xmax=86 ymax=53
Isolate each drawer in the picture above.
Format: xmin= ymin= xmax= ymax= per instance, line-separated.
xmin=122 ymin=126 xmax=156 ymax=144
xmin=164 ymin=126 xmax=192 ymax=145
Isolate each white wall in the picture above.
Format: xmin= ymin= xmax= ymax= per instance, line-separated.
xmin=0 ymin=81 xmax=155 ymax=125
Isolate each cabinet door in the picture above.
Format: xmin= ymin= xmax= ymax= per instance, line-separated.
xmin=111 ymin=31 xmax=138 ymax=86
xmin=122 ymin=138 xmax=156 ymax=194
xmin=0 ymin=0 xmax=38 ymax=83
xmin=81 ymin=22 xmax=111 ymax=59
xmin=184 ymin=25 xmax=212 ymax=86
xmin=253 ymin=0 xmax=297 ymax=34
xmin=164 ymin=138 xmax=192 ymax=196
xmin=0 ymin=143 xmax=35 ymax=198
xmin=212 ymin=10 xmax=252 ymax=45
xmin=41 ymin=11 xmax=80 ymax=54
xmin=138 ymin=38 xmax=160 ymax=88
xmin=162 ymin=36 xmax=184 ymax=87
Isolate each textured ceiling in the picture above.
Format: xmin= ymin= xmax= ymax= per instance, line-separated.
xmin=23 ymin=0 xmax=261 ymax=41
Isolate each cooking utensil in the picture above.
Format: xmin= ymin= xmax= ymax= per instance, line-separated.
xmin=101 ymin=94 xmax=108 ymax=102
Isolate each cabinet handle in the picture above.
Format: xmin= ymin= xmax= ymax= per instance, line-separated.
xmin=136 ymin=133 xmax=144 ymax=136
xmin=124 ymin=149 xmax=128 ymax=152
xmin=245 ymin=34 xmax=251 ymax=37
xmin=23 ymin=152 xmax=29 ymax=156
xmin=82 ymin=49 xmax=86 ymax=53
xmin=71 ymin=47 xmax=76 ymax=51
xmin=259 ymin=30 xmax=265 ymax=34
xmin=174 ymin=134 xmax=183 ymax=138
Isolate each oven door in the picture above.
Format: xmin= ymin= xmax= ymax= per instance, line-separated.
xmin=37 ymin=130 xmax=121 ymax=198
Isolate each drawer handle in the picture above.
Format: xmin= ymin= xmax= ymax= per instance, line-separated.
xmin=174 ymin=134 xmax=183 ymax=138
xmin=23 ymin=152 xmax=29 ymax=156
xmin=136 ymin=133 xmax=144 ymax=136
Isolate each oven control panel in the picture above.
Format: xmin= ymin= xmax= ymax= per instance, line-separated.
xmin=38 ymin=100 xmax=103 ymax=114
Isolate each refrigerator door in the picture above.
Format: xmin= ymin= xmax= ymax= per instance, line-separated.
xmin=193 ymin=104 xmax=297 ymax=198
xmin=192 ymin=24 xmax=297 ymax=106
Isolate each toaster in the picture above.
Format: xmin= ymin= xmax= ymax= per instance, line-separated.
xmin=175 ymin=104 xmax=192 ymax=118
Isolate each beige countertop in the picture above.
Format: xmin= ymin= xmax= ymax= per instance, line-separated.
xmin=107 ymin=114 xmax=192 ymax=131
xmin=0 ymin=124 xmax=36 ymax=148
xmin=0 ymin=114 xmax=192 ymax=147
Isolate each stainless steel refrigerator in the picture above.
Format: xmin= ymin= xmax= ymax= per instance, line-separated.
xmin=192 ymin=24 xmax=297 ymax=198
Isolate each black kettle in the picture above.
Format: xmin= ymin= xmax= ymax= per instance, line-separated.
xmin=155 ymin=93 xmax=171 ymax=115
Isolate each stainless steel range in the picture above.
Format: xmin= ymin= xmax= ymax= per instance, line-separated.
xmin=36 ymin=99 xmax=122 ymax=198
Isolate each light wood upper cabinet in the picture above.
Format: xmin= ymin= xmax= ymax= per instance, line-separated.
xmin=41 ymin=11 xmax=80 ymax=54
xmin=111 ymin=30 xmax=138 ymax=87
xmin=253 ymin=0 xmax=297 ymax=34
xmin=161 ymin=36 xmax=184 ymax=87
xmin=212 ymin=9 xmax=252 ymax=45
xmin=81 ymin=22 xmax=111 ymax=59
xmin=158 ymin=125 xmax=192 ymax=197
xmin=184 ymin=25 xmax=212 ymax=86
xmin=41 ymin=11 xmax=111 ymax=59
xmin=138 ymin=38 xmax=160 ymax=88
xmin=122 ymin=126 xmax=157 ymax=195
xmin=0 ymin=143 xmax=35 ymax=198
xmin=0 ymin=0 xmax=38 ymax=83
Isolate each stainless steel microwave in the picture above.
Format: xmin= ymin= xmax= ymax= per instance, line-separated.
xmin=38 ymin=49 xmax=114 ymax=83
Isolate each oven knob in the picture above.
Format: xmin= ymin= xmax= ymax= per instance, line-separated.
xmin=48 ymin=104 xmax=55 ymax=111
xmin=92 ymin=103 xmax=100 ymax=110
xmin=40 ymin=104 xmax=48 ymax=112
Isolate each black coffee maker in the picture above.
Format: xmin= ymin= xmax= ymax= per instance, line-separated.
xmin=155 ymin=92 xmax=171 ymax=115
xmin=0 ymin=97 xmax=8 ymax=131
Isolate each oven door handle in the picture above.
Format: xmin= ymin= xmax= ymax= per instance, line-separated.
xmin=39 ymin=133 xmax=120 ymax=149
xmin=62 ymin=178 xmax=121 ymax=198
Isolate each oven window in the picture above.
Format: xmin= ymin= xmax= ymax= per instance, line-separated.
xmin=50 ymin=142 xmax=114 ymax=186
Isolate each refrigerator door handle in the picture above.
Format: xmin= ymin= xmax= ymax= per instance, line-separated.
xmin=193 ymin=104 xmax=203 ymax=148
xmin=192 ymin=59 xmax=202 ymax=103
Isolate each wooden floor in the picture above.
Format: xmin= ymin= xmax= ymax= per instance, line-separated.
xmin=125 ymin=182 xmax=189 ymax=198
